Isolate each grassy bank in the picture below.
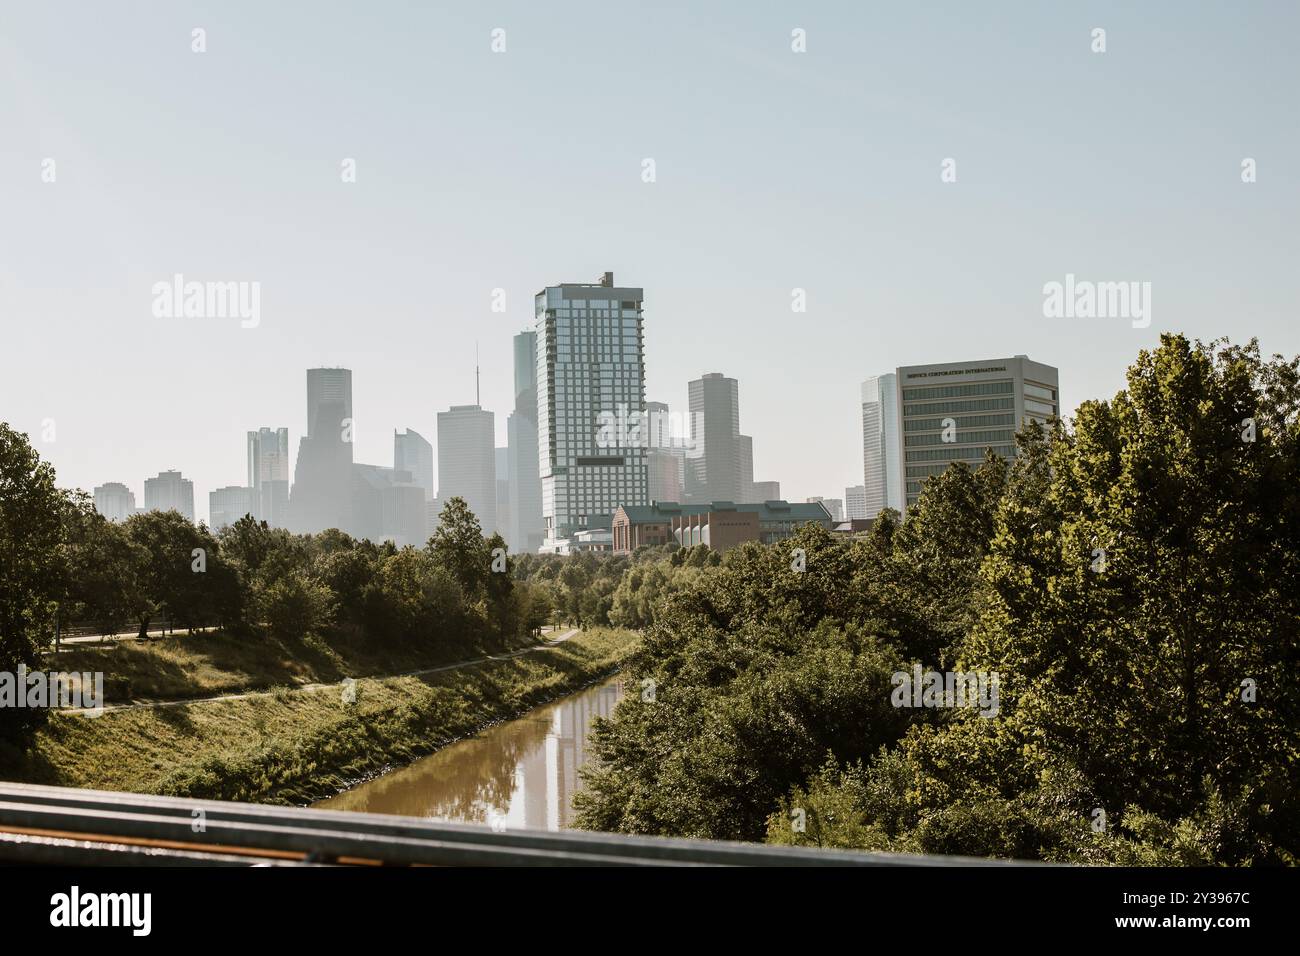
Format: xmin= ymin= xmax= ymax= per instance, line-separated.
xmin=52 ymin=626 xmax=544 ymax=704
xmin=6 ymin=628 xmax=638 ymax=805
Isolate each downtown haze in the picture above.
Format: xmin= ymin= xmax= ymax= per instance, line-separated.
xmin=2 ymin=1 xmax=1298 ymax=525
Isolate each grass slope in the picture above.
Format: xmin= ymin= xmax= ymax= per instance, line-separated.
xmin=53 ymin=626 xmax=543 ymax=704
xmin=7 ymin=628 xmax=638 ymax=805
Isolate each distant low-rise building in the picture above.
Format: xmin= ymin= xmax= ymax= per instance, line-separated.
xmin=749 ymin=480 xmax=781 ymax=502
xmin=807 ymin=497 xmax=844 ymax=523
xmin=833 ymin=518 xmax=875 ymax=537
xmin=544 ymin=528 xmax=614 ymax=555
xmin=611 ymin=500 xmax=833 ymax=554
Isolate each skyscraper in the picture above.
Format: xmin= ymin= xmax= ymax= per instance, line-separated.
xmin=437 ymin=404 xmax=496 ymax=534
xmin=536 ymin=272 xmax=649 ymax=546
xmin=209 ymin=486 xmax=253 ymax=531
xmin=93 ymin=482 xmax=137 ymax=522
xmin=507 ymin=330 xmax=544 ymax=552
xmin=864 ymin=356 xmax=1059 ymax=513
xmin=144 ymin=470 xmax=194 ymax=522
xmin=685 ymin=372 xmax=751 ymax=505
xmin=247 ymin=426 xmax=290 ymax=527
xmin=394 ymin=428 xmax=434 ymax=501
xmin=289 ymin=368 xmax=353 ymax=533
xmin=738 ymin=434 xmax=755 ymax=503
xmin=352 ymin=463 xmax=427 ymax=546
xmin=495 ymin=447 xmax=510 ymax=541
xmin=844 ymin=484 xmax=868 ymax=521
xmin=645 ymin=400 xmax=685 ymax=504
xmin=306 ymin=367 xmax=353 ymax=443
xmin=382 ymin=482 xmax=428 ymax=547
xmin=861 ymin=373 xmax=903 ymax=518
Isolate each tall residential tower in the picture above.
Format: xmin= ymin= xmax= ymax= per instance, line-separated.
xmin=536 ymin=272 xmax=648 ymax=547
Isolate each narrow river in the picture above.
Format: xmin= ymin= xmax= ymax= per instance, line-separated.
xmin=313 ymin=677 xmax=624 ymax=830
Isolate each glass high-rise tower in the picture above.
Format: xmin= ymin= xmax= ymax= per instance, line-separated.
xmin=536 ymin=272 xmax=648 ymax=547
xmin=289 ymin=368 xmax=354 ymax=533
xmin=247 ymin=426 xmax=290 ymax=527
xmin=507 ymin=330 xmax=545 ymax=553
xmin=861 ymin=373 xmax=902 ymax=518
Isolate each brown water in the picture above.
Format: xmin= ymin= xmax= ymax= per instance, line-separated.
xmin=313 ymin=677 xmax=624 ymax=830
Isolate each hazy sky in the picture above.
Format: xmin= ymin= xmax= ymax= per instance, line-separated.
xmin=3 ymin=1 xmax=1298 ymax=525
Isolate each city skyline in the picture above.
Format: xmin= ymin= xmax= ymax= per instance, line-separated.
xmin=83 ymin=346 xmax=1063 ymax=539
xmin=0 ymin=0 xmax=1295 ymax=889
xmin=5 ymin=3 xmax=1299 ymax=526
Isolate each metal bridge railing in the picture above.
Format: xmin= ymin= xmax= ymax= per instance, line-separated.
xmin=0 ymin=783 xmax=1016 ymax=867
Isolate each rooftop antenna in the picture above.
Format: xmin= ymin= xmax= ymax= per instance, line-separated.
xmin=475 ymin=341 xmax=480 ymax=407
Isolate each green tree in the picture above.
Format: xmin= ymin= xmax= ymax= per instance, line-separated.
xmin=61 ymin=494 xmax=149 ymax=638
xmin=609 ymin=561 xmax=675 ymax=629
xmin=428 ymin=497 xmax=489 ymax=603
xmin=257 ymin=568 xmax=335 ymax=641
xmin=370 ymin=548 xmax=461 ymax=646
xmin=0 ymin=423 xmax=64 ymax=750
xmin=483 ymin=532 xmax=517 ymax=636
xmin=123 ymin=510 xmax=223 ymax=636
xmin=760 ymin=335 xmax=1300 ymax=863
xmin=313 ymin=545 xmax=376 ymax=631
xmin=965 ymin=335 xmax=1300 ymax=853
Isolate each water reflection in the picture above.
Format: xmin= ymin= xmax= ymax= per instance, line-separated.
xmin=315 ymin=678 xmax=623 ymax=830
